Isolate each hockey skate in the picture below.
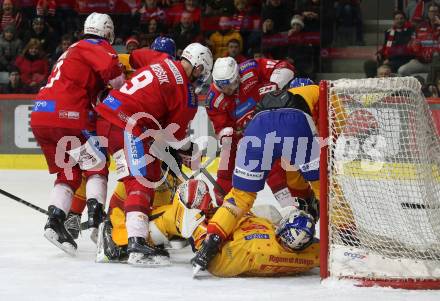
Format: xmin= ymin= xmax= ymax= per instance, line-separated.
xmin=64 ymin=212 xmax=81 ymax=239
xmin=127 ymin=237 xmax=171 ymax=267
xmin=86 ymin=198 xmax=106 ymax=244
xmin=191 ymin=234 xmax=221 ymax=277
xmin=44 ymin=205 xmax=78 ymax=256
xmin=96 ymin=217 xmax=128 ymax=263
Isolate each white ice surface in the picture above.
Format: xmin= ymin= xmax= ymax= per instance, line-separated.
xmin=0 ymin=170 xmax=439 ymax=301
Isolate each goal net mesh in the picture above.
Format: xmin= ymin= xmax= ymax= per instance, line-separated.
xmin=326 ymin=77 xmax=440 ymax=281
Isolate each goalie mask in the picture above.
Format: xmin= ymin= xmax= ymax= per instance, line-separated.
xmin=289 ymin=77 xmax=314 ymax=89
xmin=173 ymin=179 xmax=214 ymax=238
xmin=276 ymin=209 xmax=315 ymax=251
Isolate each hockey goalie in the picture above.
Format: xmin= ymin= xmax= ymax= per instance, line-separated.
xmin=95 ymin=179 xmax=319 ymax=277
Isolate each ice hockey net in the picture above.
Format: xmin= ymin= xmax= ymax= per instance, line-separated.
xmin=319 ymin=77 xmax=440 ymax=289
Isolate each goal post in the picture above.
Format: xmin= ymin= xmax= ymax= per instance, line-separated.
xmin=319 ymin=77 xmax=440 ymax=289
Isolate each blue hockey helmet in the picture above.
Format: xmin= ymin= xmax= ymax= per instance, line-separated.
xmin=289 ymin=77 xmax=314 ymax=89
xmin=151 ymin=36 xmax=176 ymax=58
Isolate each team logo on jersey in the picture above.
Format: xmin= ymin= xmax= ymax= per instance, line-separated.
xmin=234 ymin=97 xmax=256 ymax=118
xmin=234 ymin=167 xmax=264 ymax=180
xmin=244 ymin=233 xmax=269 ymax=240
xmin=165 ymin=58 xmax=183 ymax=84
xmin=187 ymin=84 xmax=198 ymax=108
xmin=206 ymin=90 xmax=216 ymax=108
xmin=239 ymin=59 xmax=257 ymax=74
xmin=103 ymin=95 xmax=121 ymax=111
xmin=33 ymin=100 xmax=55 ymax=112
xmin=265 ymin=60 xmax=277 ymax=69
xmin=268 ymin=255 xmax=314 ymax=265
xmin=299 ymin=158 xmax=319 ymax=172
xmin=258 ymin=84 xmax=277 ymax=96
xmin=240 ymin=71 xmax=254 ymax=82
xmin=59 ymin=110 xmax=79 ymax=120
xmin=212 ymin=92 xmax=224 ymax=109
xmin=124 ymin=132 xmax=147 ymax=177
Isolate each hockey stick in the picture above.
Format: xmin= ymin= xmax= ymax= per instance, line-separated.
xmin=199 ymin=167 xmax=226 ymax=197
xmin=0 ymin=188 xmax=49 ymax=214
xmin=0 ymin=188 xmax=89 ymax=230
xmin=186 ymin=155 xmax=218 ymax=180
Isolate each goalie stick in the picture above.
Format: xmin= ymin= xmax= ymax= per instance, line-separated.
xmin=0 ymin=188 xmax=89 ymax=230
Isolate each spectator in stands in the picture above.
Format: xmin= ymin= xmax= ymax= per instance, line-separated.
xmin=230 ymin=0 xmax=259 ymax=52
xmin=133 ymin=0 xmax=167 ymax=32
xmin=204 ymin=0 xmax=235 ymax=16
xmin=298 ymin=0 xmax=320 ymax=32
xmin=287 ymin=16 xmax=315 ymax=78
xmin=209 ymin=15 xmax=243 ymax=59
xmin=141 ymin=18 xmax=164 ymax=46
xmin=51 ymin=33 xmax=73 ymax=64
xmin=223 ymin=38 xmax=247 ymax=63
xmin=167 ymin=0 xmax=201 ymax=26
xmin=23 ymin=17 xmax=58 ymax=58
xmin=231 ymin=0 xmax=258 ymax=31
xmin=0 ymin=0 xmax=22 ymax=33
xmin=0 ymin=67 xmax=31 ymax=93
xmin=170 ymin=11 xmax=202 ymax=56
xmin=54 ymin=0 xmax=78 ymax=36
xmin=125 ymin=36 xmax=140 ymax=54
xmin=19 ymin=0 xmax=36 ymax=22
xmin=14 ymin=38 xmax=49 ymax=93
xmin=334 ymin=0 xmax=365 ymax=45
xmin=376 ymin=64 xmax=392 ymax=77
xmin=261 ymin=0 xmax=292 ymax=33
xmin=0 ymin=24 xmax=22 ymax=72
xmin=36 ymin=0 xmax=56 ymax=17
xmin=406 ymin=0 xmax=440 ymax=22
xmin=377 ymin=11 xmax=414 ymax=73
xmin=261 ymin=18 xmax=276 ymax=56
xmin=36 ymin=0 xmax=58 ymax=32
xmin=398 ymin=3 xmax=440 ymax=76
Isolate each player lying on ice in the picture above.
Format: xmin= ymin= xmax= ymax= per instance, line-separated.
xmin=95 ymin=179 xmax=319 ymax=277
xmin=192 ymin=84 xmax=322 ymax=275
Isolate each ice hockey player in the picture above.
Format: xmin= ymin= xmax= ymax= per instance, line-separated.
xmin=94 ymin=42 xmax=213 ymax=266
xmin=118 ymin=36 xmax=177 ymax=78
xmin=97 ymin=179 xmax=319 ymax=277
xmin=66 ymin=37 xmax=178 ymax=239
xmin=192 ymin=86 xmax=321 ymax=272
xmin=130 ymin=36 xmax=176 ymax=69
xmin=30 ymin=12 xmax=124 ymax=256
xmin=206 ymin=57 xmax=303 ymax=207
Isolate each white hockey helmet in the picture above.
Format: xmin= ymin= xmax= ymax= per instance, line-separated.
xmin=181 ymin=43 xmax=213 ymax=85
xmin=84 ymin=12 xmax=115 ymax=44
xmin=212 ymin=57 xmax=239 ymax=92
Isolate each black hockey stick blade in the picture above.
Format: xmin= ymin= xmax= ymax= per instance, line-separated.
xmin=200 ymin=167 xmax=226 ymax=198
